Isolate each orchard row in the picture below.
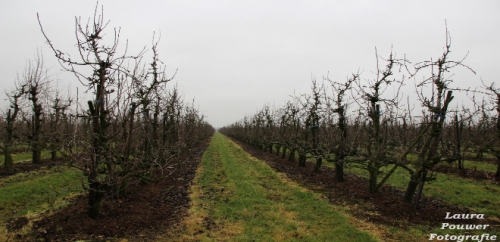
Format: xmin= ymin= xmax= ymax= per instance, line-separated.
xmin=1 ymin=7 xmax=214 ymax=218
xmin=220 ymin=29 xmax=500 ymax=209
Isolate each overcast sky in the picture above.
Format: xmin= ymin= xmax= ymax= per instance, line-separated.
xmin=1 ymin=0 xmax=499 ymax=128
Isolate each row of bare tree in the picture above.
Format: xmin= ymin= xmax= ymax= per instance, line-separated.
xmin=0 ymin=6 xmax=214 ymax=218
xmin=220 ymin=29 xmax=500 ymax=209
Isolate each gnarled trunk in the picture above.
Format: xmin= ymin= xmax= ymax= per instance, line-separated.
xmin=335 ymin=162 xmax=344 ymax=182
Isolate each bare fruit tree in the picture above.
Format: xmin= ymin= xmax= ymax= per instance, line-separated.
xmin=1 ymin=83 xmax=26 ymax=168
xmin=324 ymin=72 xmax=359 ymax=182
xmin=21 ymin=52 xmax=51 ymax=164
xmin=351 ymin=49 xmax=407 ymax=193
xmin=402 ymin=28 xmax=475 ymax=206
xmin=482 ymin=80 xmax=500 ymax=178
xmin=38 ymin=5 xmax=147 ymax=218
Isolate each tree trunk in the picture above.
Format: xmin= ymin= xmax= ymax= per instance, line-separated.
xmin=335 ymin=161 xmax=344 ymax=182
xmin=30 ymin=85 xmax=43 ymax=164
xmin=454 ymin=115 xmax=463 ymax=169
xmin=3 ymin=150 xmax=13 ymax=168
xmin=288 ymin=148 xmax=296 ymax=162
xmin=152 ymin=104 xmax=159 ymax=150
xmin=495 ymin=155 xmax=500 ymax=178
xmin=476 ymin=151 xmax=483 ymax=159
xmin=4 ymin=99 xmax=21 ymax=169
xmin=33 ymin=149 xmax=42 ymax=164
xmin=31 ymin=114 xmax=42 ymax=164
xmin=314 ymin=157 xmax=322 ymax=172
xmin=403 ymin=170 xmax=421 ymax=203
xmin=88 ymin=175 xmax=105 ymax=219
xmin=87 ymin=63 xmax=108 ymax=218
xmin=413 ymin=170 xmax=428 ymax=209
xmin=281 ymin=146 xmax=287 ymax=159
xmin=298 ymin=153 xmax=306 ymax=167
xmin=368 ymin=167 xmax=379 ymax=193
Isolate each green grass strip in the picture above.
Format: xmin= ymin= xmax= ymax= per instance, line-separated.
xmin=0 ymin=166 xmax=83 ymax=223
xmin=0 ymin=150 xmax=58 ymax=164
xmin=462 ymin=160 xmax=498 ymax=173
xmin=189 ymin=133 xmax=377 ymax=242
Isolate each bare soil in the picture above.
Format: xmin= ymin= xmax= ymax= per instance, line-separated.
xmin=17 ymin=140 xmax=210 ymax=242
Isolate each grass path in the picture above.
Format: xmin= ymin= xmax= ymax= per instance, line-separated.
xmin=167 ymin=133 xmax=378 ymax=242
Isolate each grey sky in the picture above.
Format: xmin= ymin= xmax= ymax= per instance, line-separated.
xmin=1 ymin=0 xmax=499 ymax=128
